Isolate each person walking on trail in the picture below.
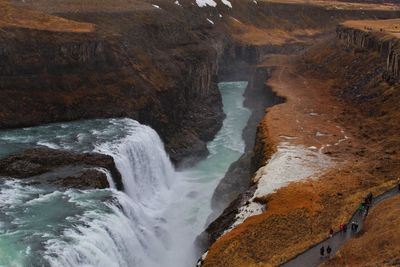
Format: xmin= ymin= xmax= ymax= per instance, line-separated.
xmin=352 ymin=221 xmax=359 ymax=232
xmin=358 ymin=203 xmax=365 ymax=214
xmin=343 ymin=223 xmax=347 ymax=233
xmin=351 ymin=221 xmax=357 ymax=231
xmin=326 ymin=246 xmax=332 ymax=258
xmin=320 ymin=246 xmax=325 ymax=258
xmin=367 ymin=192 xmax=373 ymax=204
xmin=339 ymin=224 xmax=344 ymax=234
xmin=364 ymin=204 xmax=370 ymax=217
xmin=329 ymin=228 xmax=334 ymax=238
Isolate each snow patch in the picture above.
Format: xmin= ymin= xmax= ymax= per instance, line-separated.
xmin=152 ymin=4 xmax=160 ymax=9
xmin=221 ymin=0 xmax=232 ymax=8
xmin=316 ymin=131 xmax=327 ymax=137
xmin=231 ymin=17 xmax=241 ymax=23
xmin=253 ymin=143 xmax=332 ymax=197
xmin=280 ymin=135 xmax=298 ymax=140
xmin=222 ymin=142 xmax=333 ymax=235
xmin=174 ymin=0 xmax=181 ymax=6
xmin=253 ymin=0 xmax=258 ymax=4
xmin=195 ymin=0 xmax=217 ymax=7
xmin=206 ymin=18 xmax=214 ymax=25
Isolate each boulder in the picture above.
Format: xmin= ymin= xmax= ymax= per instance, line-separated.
xmin=0 ymin=147 xmax=123 ymax=190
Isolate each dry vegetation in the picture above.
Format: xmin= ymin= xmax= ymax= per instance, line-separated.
xmin=223 ymin=16 xmax=320 ymax=46
xmin=343 ymin=18 xmax=400 ymax=38
xmin=261 ymin=0 xmax=400 ymax=11
xmin=0 ymin=0 xmax=94 ymax=32
xmin=322 ymin=195 xmax=400 ymax=267
xmin=204 ymin=34 xmax=400 ymax=267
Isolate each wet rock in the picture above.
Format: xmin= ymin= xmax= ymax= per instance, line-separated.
xmin=0 ymin=147 xmax=123 ymax=190
xmin=205 ymin=186 xmax=257 ymax=244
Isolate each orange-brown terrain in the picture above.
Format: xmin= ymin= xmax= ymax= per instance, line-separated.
xmin=203 ymin=16 xmax=400 ymax=267
xmin=1 ymin=0 xmax=400 ymax=265
xmin=322 ymin=194 xmax=400 ymax=267
xmin=0 ymin=1 xmax=94 ymax=32
xmin=2 ymin=0 xmax=398 ymax=165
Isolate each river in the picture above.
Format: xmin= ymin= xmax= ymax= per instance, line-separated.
xmin=0 ymin=81 xmax=250 ymax=267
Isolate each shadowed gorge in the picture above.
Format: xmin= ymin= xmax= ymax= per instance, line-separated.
xmin=0 ymin=0 xmax=400 ymax=266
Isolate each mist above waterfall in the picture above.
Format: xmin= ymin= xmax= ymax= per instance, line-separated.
xmin=0 ymin=81 xmax=250 ymax=267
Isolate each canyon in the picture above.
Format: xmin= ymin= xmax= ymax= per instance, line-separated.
xmin=0 ymin=0 xmax=400 ymax=266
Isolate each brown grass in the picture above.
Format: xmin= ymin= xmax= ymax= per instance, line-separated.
xmin=223 ymin=16 xmax=320 ymax=46
xmin=259 ymin=0 xmax=400 ymax=11
xmin=0 ymin=0 xmax=94 ymax=32
xmin=203 ymin=37 xmax=400 ymax=267
xmin=322 ymin=195 xmax=400 ymax=267
xmin=342 ymin=18 xmax=400 ymax=38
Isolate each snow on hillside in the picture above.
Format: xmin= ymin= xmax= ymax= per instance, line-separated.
xmin=196 ymin=0 xmax=232 ymax=8
xmin=196 ymin=0 xmax=217 ymax=7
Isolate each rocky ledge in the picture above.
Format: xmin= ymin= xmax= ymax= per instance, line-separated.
xmin=0 ymin=147 xmax=123 ymax=190
xmin=337 ymin=19 xmax=400 ymax=81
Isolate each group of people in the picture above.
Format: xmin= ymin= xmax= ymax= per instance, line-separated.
xmin=319 ymin=192 xmax=376 ymax=260
xmin=317 ymin=186 xmax=400 ymax=261
xmin=319 ymin=245 xmax=332 ymax=259
xmin=359 ymin=192 xmax=373 ymax=217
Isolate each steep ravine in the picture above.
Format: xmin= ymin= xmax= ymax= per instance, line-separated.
xmin=201 ymin=21 xmax=400 ymax=267
xmin=0 ymin=2 xmax=228 ymax=165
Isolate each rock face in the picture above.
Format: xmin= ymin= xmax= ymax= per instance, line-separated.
xmin=0 ymin=0 xmax=227 ymax=165
xmin=337 ymin=24 xmax=400 ymax=80
xmin=0 ymin=148 xmax=123 ymax=190
xmin=2 ymin=0 xmax=399 ymax=166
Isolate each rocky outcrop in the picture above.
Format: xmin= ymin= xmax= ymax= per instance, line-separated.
xmin=0 ymin=1 xmax=232 ymax=166
xmin=0 ymin=148 xmax=123 ymax=190
xmin=337 ymin=25 xmax=400 ymax=80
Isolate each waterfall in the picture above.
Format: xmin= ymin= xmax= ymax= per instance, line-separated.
xmin=94 ymin=119 xmax=175 ymax=205
xmin=0 ymin=118 xmax=178 ymax=267
xmin=43 ymin=190 xmax=171 ymax=267
xmin=44 ymin=119 xmax=177 ymax=267
xmin=0 ymin=80 xmax=250 ymax=267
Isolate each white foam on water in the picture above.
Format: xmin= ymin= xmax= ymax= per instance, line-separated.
xmin=0 ymin=180 xmax=44 ymax=207
xmin=94 ymin=119 xmax=174 ymax=207
xmin=44 ymin=191 xmax=169 ymax=267
xmin=0 ymin=80 xmax=251 ymax=267
xmin=93 ymin=167 xmax=116 ymax=189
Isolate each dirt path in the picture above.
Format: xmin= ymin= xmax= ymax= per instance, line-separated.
xmin=281 ymin=186 xmax=400 ymax=267
xmin=202 ymin=51 xmax=400 ymax=267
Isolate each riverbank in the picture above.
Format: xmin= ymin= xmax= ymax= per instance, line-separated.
xmin=203 ymin=26 xmax=400 ymax=266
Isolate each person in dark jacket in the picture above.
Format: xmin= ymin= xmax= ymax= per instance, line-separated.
xmin=320 ymin=246 xmax=325 ymax=258
xmin=326 ymin=246 xmax=332 ymax=258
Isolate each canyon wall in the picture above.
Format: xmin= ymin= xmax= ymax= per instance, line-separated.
xmin=337 ymin=25 xmax=400 ymax=80
xmin=0 ymin=2 xmax=228 ymax=164
xmin=1 ymin=0 xmax=399 ymax=164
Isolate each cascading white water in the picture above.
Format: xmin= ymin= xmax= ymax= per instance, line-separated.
xmin=44 ymin=121 xmax=178 ymax=267
xmin=0 ymin=81 xmax=250 ymax=267
xmin=0 ymin=119 xmax=178 ymax=267
xmin=95 ymin=120 xmax=175 ymax=205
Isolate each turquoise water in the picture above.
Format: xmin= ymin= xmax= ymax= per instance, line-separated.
xmin=0 ymin=81 xmax=250 ymax=267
